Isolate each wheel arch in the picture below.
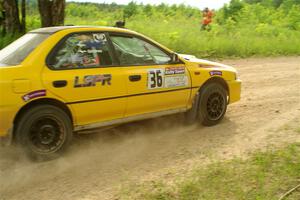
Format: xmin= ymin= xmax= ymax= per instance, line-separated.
xmin=13 ymin=98 xmax=74 ymax=140
xmin=199 ymin=77 xmax=229 ymax=95
xmin=185 ymin=77 xmax=229 ymax=123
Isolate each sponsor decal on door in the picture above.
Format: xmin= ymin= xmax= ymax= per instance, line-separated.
xmin=147 ymin=67 xmax=188 ymax=89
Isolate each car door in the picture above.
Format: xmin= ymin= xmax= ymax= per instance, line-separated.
xmin=42 ymin=32 xmax=127 ymax=126
xmin=108 ymin=33 xmax=191 ymax=117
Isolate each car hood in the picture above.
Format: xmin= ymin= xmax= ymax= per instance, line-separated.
xmin=179 ymin=54 xmax=236 ymax=72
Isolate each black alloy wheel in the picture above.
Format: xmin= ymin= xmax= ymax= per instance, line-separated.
xmin=28 ymin=116 xmax=66 ymax=154
xmin=198 ymin=83 xmax=228 ymax=126
xmin=15 ymin=105 xmax=73 ymax=160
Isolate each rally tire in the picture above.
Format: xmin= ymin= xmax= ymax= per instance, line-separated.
xmin=15 ymin=105 xmax=73 ymax=161
xmin=198 ymin=83 xmax=227 ymax=126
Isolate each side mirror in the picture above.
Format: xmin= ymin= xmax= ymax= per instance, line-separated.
xmin=171 ymin=53 xmax=180 ymax=63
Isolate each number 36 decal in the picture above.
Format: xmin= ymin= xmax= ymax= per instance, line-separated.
xmin=148 ymin=69 xmax=164 ymax=89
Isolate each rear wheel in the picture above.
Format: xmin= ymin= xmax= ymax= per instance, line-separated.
xmin=198 ymin=83 xmax=227 ymax=126
xmin=15 ymin=105 xmax=73 ymax=160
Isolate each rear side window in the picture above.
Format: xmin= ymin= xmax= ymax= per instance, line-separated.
xmin=0 ymin=33 xmax=49 ymax=66
xmin=48 ymin=33 xmax=113 ymax=69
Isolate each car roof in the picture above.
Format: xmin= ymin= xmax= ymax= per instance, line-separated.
xmin=30 ymin=26 xmax=136 ymax=34
xmin=29 ymin=25 xmax=174 ymax=54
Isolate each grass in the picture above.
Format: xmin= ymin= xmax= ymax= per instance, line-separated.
xmin=124 ymin=18 xmax=300 ymax=58
xmin=121 ymin=143 xmax=300 ymax=200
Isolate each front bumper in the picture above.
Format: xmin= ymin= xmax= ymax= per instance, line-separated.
xmin=227 ymin=79 xmax=242 ymax=104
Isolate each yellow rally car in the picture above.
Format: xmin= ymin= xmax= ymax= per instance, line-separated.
xmin=0 ymin=26 xmax=241 ymax=159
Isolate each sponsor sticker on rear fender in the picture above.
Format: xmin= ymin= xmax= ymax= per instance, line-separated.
xmin=22 ymin=90 xmax=46 ymax=102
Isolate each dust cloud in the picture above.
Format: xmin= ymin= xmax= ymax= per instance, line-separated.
xmin=0 ymin=113 xmax=191 ymax=198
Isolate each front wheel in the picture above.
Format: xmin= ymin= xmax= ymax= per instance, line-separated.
xmin=198 ymin=83 xmax=228 ymax=126
xmin=15 ymin=105 xmax=73 ymax=160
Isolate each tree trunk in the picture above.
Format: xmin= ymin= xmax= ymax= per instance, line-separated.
xmin=38 ymin=0 xmax=65 ymax=27
xmin=38 ymin=0 xmax=52 ymax=27
xmin=21 ymin=0 xmax=25 ymax=33
xmin=52 ymin=0 xmax=65 ymax=26
xmin=0 ymin=0 xmax=5 ymax=35
xmin=3 ymin=0 xmax=21 ymax=33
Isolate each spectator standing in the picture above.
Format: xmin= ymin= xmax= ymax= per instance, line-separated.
xmin=201 ymin=7 xmax=213 ymax=31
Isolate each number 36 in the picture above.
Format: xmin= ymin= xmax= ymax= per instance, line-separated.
xmin=148 ymin=69 xmax=163 ymax=89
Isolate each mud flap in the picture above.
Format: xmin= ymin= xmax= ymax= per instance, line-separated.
xmin=184 ymin=92 xmax=200 ymax=125
xmin=0 ymin=128 xmax=13 ymax=146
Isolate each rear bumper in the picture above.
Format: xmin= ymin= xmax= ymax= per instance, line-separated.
xmin=227 ymin=79 xmax=242 ymax=104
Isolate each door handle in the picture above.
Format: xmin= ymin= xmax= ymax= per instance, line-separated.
xmin=129 ymin=75 xmax=141 ymax=82
xmin=53 ymin=80 xmax=67 ymax=88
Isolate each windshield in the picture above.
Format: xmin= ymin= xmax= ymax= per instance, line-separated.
xmin=0 ymin=33 xmax=49 ymax=66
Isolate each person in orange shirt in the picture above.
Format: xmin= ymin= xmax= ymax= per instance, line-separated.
xmin=201 ymin=7 xmax=213 ymax=31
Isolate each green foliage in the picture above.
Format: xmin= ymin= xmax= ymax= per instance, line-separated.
xmin=244 ymin=0 xmax=300 ymax=7
xmin=143 ymin=4 xmax=153 ymax=17
xmin=124 ymin=1 xmax=138 ymax=19
xmin=0 ymin=33 xmax=23 ymax=49
xmin=25 ymin=0 xmax=38 ymax=15
xmin=224 ymin=0 xmax=245 ymax=21
xmin=1 ymin=0 xmax=300 ymax=58
xmin=122 ymin=143 xmax=300 ymax=200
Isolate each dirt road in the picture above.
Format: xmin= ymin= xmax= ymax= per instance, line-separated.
xmin=1 ymin=57 xmax=300 ymax=200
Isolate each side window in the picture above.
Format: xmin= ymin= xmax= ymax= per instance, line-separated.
xmin=48 ymin=33 xmax=113 ymax=69
xmin=110 ymin=35 xmax=171 ymax=65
